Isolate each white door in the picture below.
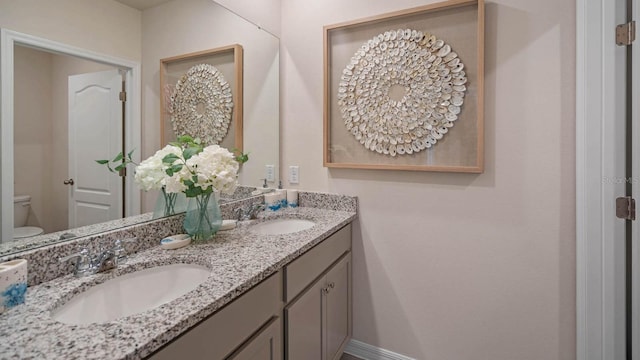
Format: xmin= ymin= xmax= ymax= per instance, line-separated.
xmin=67 ymin=69 xmax=123 ymax=228
xmin=577 ymin=0 xmax=628 ymax=359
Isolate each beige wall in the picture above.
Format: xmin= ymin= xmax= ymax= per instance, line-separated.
xmin=215 ymin=0 xmax=282 ymax=37
xmin=281 ymin=0 xmax=576 ymax=359
xmin=13 ymin=46 xmax=54 ymax=232
xmin=0 ymin=0 xmax=141 ymax=62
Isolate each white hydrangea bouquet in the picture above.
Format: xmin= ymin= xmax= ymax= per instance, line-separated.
xmin=161 ymin=136 xmax=239 ymax=241
xmin=97 ymin=135 xmax=245 ymax=241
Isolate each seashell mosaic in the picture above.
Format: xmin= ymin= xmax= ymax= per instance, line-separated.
xmin=337 ymin=29 xmax=468 ymax=156
xmin=170 ymin=64 xmax=233 ymax=145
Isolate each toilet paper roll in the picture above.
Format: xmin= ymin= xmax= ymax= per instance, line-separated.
xmin=0 ymin=259 xmax=27 ymax=313
xmin=287 ymin=190 xmax=299 ymax=208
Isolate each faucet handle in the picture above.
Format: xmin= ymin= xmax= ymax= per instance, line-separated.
xmin=113 ymin=237 xmax=137 ymax=262
xmin=59 ymin=248 xmax=92 ymax=276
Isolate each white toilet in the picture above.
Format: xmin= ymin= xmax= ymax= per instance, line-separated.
xmin=13 ymin=195 xmax=44 ymax=239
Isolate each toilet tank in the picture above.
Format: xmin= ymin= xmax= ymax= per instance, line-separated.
xmin=13 ymin=195 xmax=31 ymax=227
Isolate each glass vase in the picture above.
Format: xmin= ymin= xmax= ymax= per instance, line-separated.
xmin=152 ymin=187 xmax=183 ymax=219
xmin=183 ymin=192 xmax=222 ymax=242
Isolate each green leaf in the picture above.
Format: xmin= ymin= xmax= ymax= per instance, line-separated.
xmin=162 ymin=154 xmax=180 ymax=164
xmin=171 ymin=164 xmax=183 ymax=173
xmin=185 ymin=187 xmax=201 ymax=198
xmin=95 ymin=159 xmax=109 ymax=165
xmin=235 ymin=153 xmax=249 ymax=164
xmin=112 ymin=152 xmax=124 ymax=162
xmin=183 ymin=146 xmax=200 ymax=160
xmin=114 ymin=164 xmax=126 ymax=172
xmin=127 ymin=149 xmax=135 ymax=160
xmin=178 ymin=135 xmax=193 ymax=143
xmin=165 ymin=169 xmax=174 ymax=176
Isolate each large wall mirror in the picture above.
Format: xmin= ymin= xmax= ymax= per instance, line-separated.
xmin=0 ymin=0 xmax=279 ymax=255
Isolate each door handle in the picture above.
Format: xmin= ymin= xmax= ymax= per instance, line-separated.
xmin=63 ymin=179 xmax=75 ymax=186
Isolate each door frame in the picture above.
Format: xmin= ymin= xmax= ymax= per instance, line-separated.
xmin=577 ymin=0 xmax=628 ymax=359
xmin=0 ymin=29 xmax=141 ymax=242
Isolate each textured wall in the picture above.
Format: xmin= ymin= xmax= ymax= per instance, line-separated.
xmin=280 ymin=0 xmax=576 ymax=358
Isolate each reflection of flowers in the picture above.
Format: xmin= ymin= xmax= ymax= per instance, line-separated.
xmin=134 ymin=145 xmax=183 ymax=191
xmin=2 ymin=282 xmax=27 ymax=308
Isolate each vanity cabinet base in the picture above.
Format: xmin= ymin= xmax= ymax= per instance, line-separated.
xmin=285 ymin=224 xmax=352 ymax=360
xmin=149 ymin=272 xmax=282 ymax=360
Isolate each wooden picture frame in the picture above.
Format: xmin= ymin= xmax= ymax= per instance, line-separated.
xmin=323 ymin=0 xmax=484 ymax=173
xmin=160 ymin=44 xmax=243 ymax=151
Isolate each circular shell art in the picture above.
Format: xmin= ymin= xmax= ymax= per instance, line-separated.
xmin=171 ymin=63 xmax=233 ymax=145
xmin=337 ymin=29 xmax=467 ymax=156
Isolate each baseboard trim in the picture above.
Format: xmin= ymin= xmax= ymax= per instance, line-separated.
xmin=344 ymin=339 xmax=416 ymax=360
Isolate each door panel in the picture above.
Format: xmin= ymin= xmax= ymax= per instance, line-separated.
xmin=230 ymin=318 xmax=281 ymax=360
xmin=285 ymin=279 xmax=323 ymax=360
xmin=68 ymin=70 xmax=122 ymax=228
xmin=325 ymin=255 xmax=351 ymax=360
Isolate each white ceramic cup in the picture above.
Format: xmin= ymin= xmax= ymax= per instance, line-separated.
xmin=0 ymin=259 xmax=28 ymax=313
xmin=287 ymin=190 xmax=299 ymax=207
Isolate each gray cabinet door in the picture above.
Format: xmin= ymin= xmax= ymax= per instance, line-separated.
xmin=229 ymin=317 xmax=282 ymax=360
xmin=324 ymin=254 xmax=351 ymax=360
xmin=285 ymin=278 xmax=324 ymax=360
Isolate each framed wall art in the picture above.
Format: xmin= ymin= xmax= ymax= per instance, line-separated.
xmin=160 ymin=44 xmax=243 ymax=151
xmin=323 ymin=0 xmax=484 ymax=173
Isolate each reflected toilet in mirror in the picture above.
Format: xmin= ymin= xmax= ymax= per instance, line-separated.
xmin=13 ymin=195 xmax=44 ymax=240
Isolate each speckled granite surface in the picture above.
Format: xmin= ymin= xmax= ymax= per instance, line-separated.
xmin=0 ymin=186 xmax=260 ymax=258
xmin=0 ymin=200 xmax=356 ymax=359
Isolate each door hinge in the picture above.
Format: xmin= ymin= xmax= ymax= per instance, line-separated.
xmin=616 ymin=21 xmax=636 ymax=46
xmin=119 ymin=91 xmax=127 ymax=102
xmin=616 ymin=196 xmax=636 ymax=220
xmin=119 ymin=167 xmax=126 ymax=177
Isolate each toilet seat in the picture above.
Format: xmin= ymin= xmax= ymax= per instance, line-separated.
xmin=14 ymin=226 xmax=44 ymax=239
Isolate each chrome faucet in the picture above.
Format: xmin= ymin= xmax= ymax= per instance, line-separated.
xmin=59 ymin=238 xmax=137 ymax=277
xmin=235 ymin=203 xmax=266 ymax=221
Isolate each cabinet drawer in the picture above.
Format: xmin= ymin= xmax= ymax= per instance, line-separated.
xmin=284 ymin=224 xmax=351 ymax=303
xmin=149 ymin=272 xmax=282 ymax=360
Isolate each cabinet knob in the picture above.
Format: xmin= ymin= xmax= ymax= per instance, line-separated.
xmin=63 ymin=179 xmax=75 ymax=186
xmin=329 ymin=282 xmax=335 ymax=289
xmin=322 ymin=287 xmax=330 ymax=295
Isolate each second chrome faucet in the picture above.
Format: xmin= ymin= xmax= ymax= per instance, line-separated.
xmin=59 ymin=238 xmax=137 ymax=277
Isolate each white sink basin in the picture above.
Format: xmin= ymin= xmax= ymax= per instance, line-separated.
xmin=250 ymin=218 xmax=316 ymax=235
xmin=51 ymin=263 xmax=210 ymax=325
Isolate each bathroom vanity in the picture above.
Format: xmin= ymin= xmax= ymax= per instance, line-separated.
xmin=152 ymin=224 xmax=351 ymax=360
xmin=0 ymin=193 xmax=357 ymax=360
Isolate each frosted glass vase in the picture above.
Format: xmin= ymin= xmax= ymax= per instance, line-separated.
xmin=152 ymin=187 xmax=185 ymax=219
xmin=183 ymin=192 xmax=222 ymax=242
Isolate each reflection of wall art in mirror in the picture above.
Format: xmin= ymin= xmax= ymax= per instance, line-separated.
xmin=161 ymin=45 xmax=244 ymax=152
xmin=324 ymin=0 xmax=484 ymax=173
xmin=171 ymin=64 xmax=233 ymax=145
xmin=338 ymin=29 xmax=467 ymax=157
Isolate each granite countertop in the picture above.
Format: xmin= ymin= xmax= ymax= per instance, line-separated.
xmin=0 ymin=207 xmax=356 ymax=360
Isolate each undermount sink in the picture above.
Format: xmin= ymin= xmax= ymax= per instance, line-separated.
xmin=250 ymin=218 xmax=316 ymax=235
xmin=51 ymin=263 xmax=210 ymax=325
